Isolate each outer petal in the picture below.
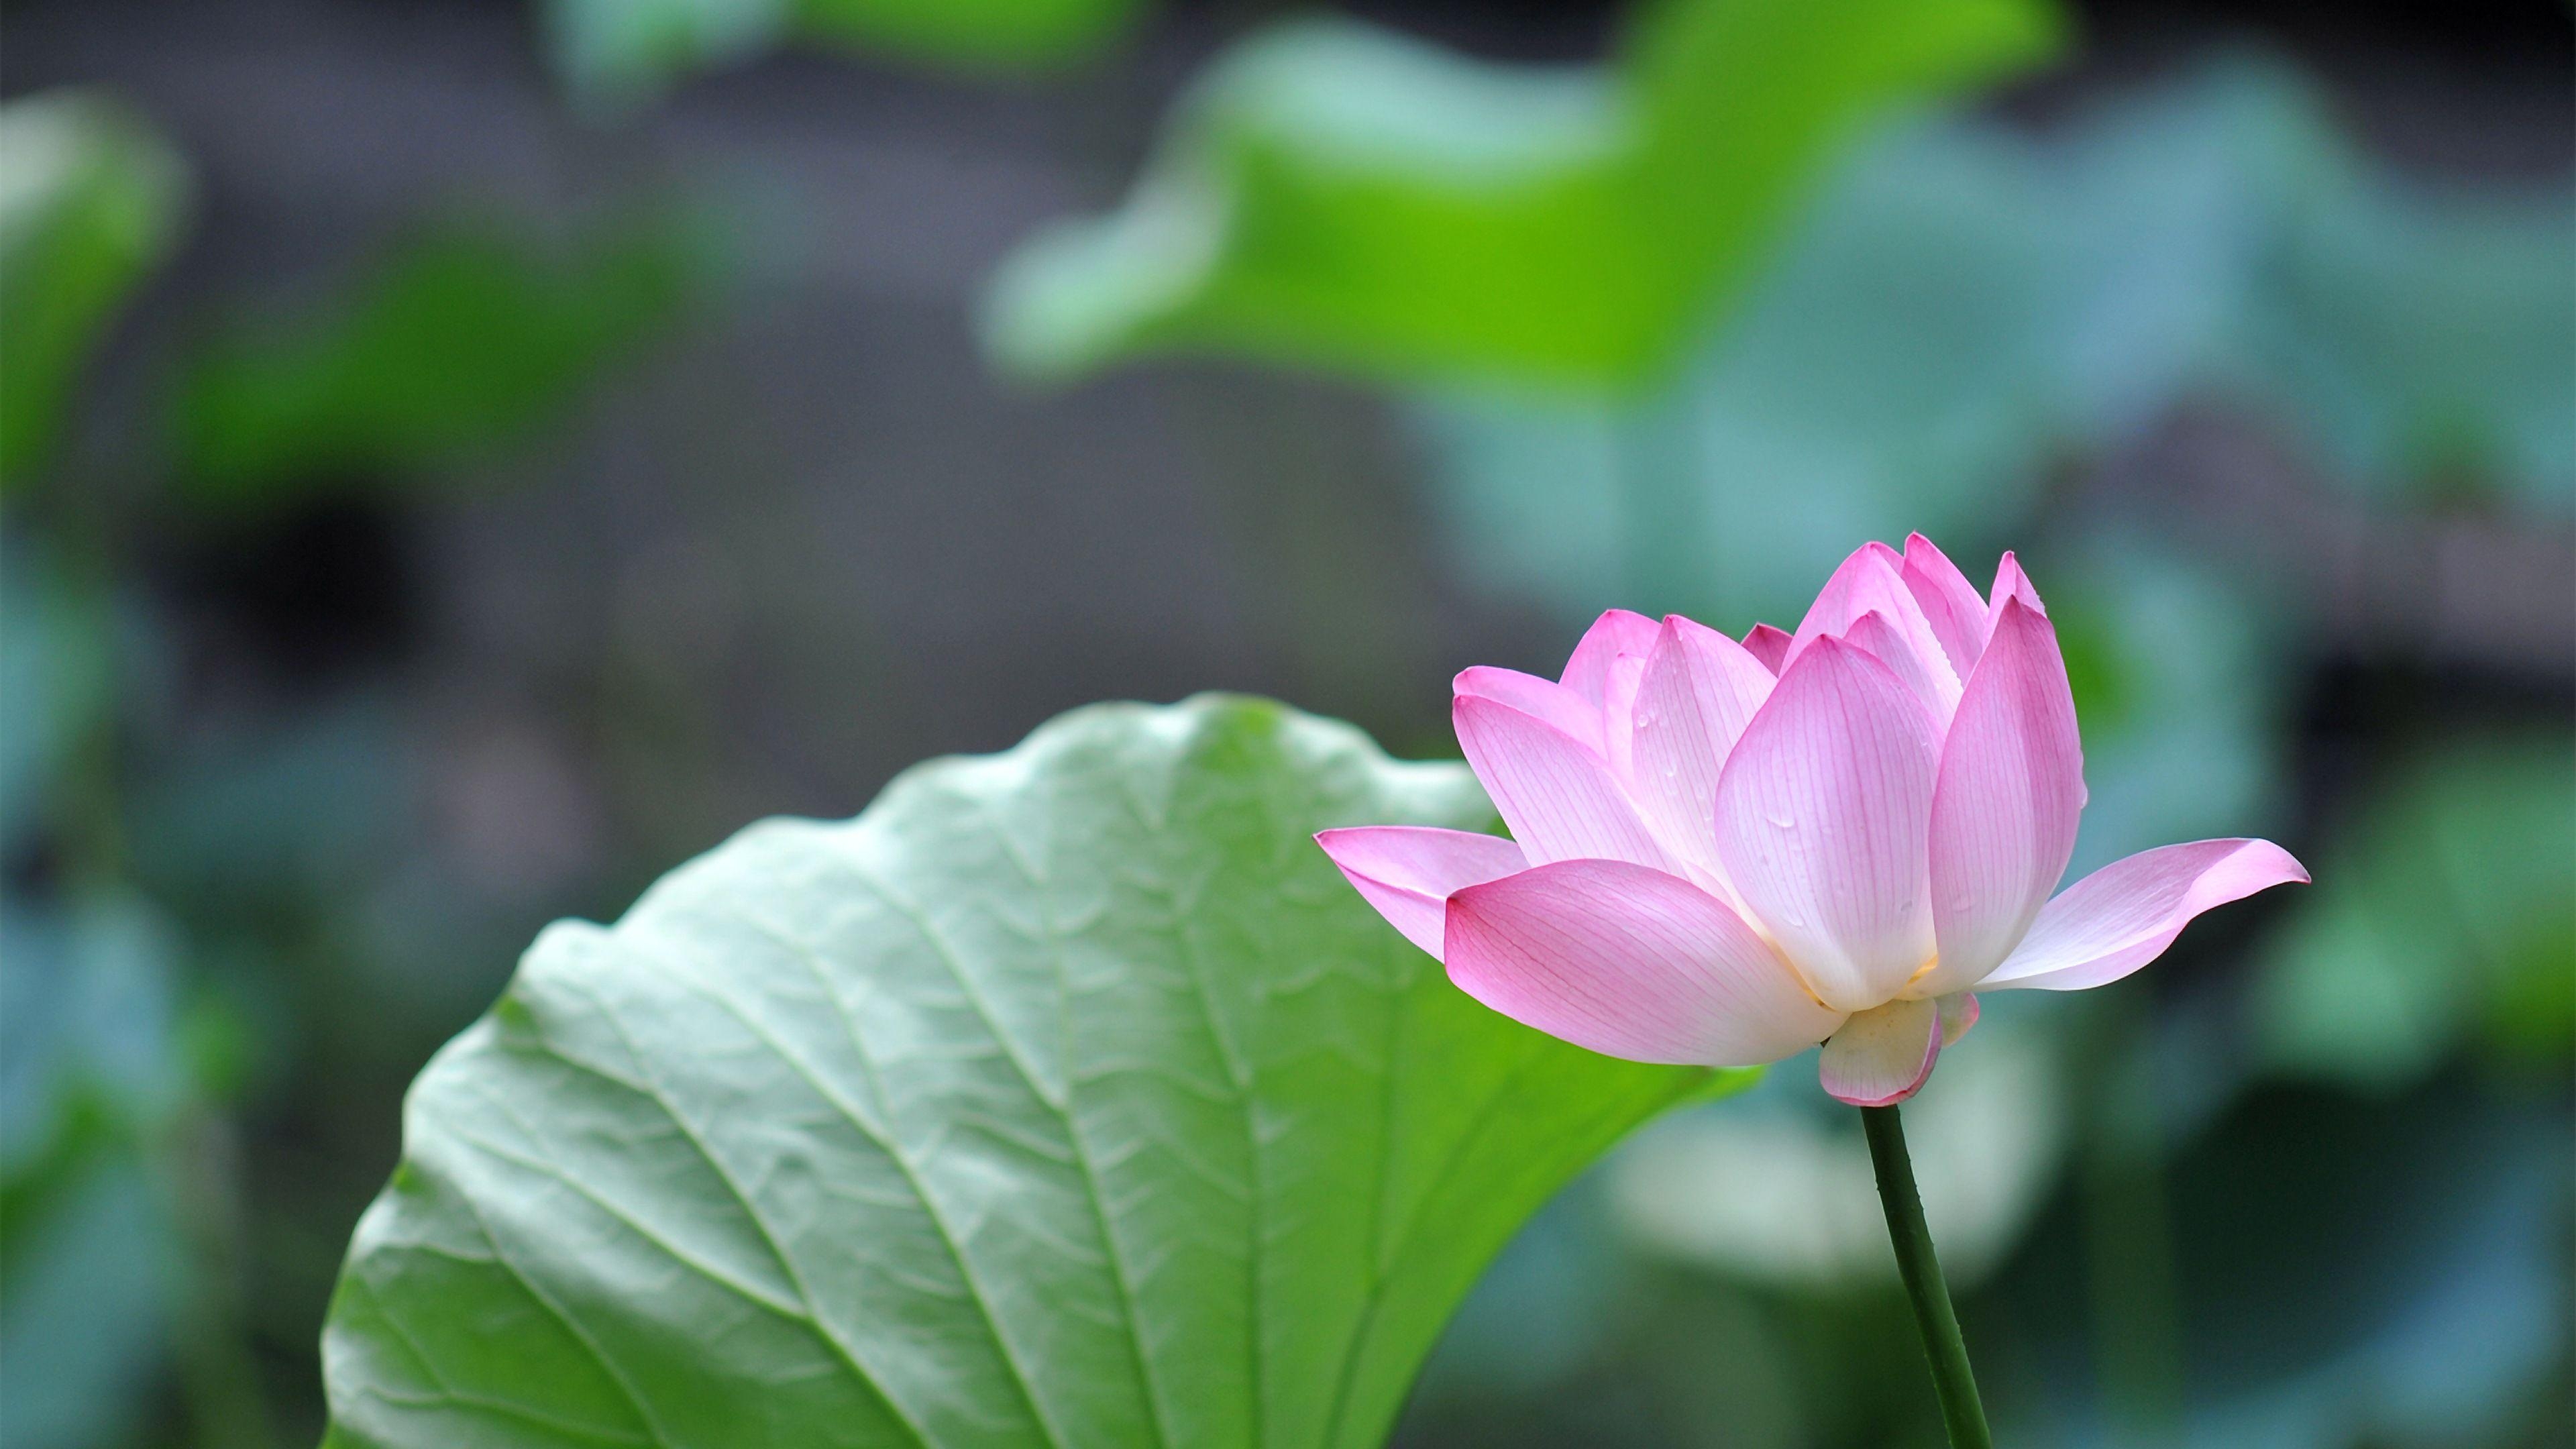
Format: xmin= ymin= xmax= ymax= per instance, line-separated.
xmin=1818 ymin=997 xmax=1942 ymax=1106
xmin=1980 ymin=839 xmax=2310 ymax=991
xmin=1315 ymin=826 xmax=1527 ymax=961
xmin=1713 ymin=637 xmax=1942 ymax=1012
xmin=1626 ymin=616 xmax=1776 ymax=887
xmin=1917 ymin=598 xmax=2084 ymax=996
xmin=1445 ymin=859 xmax=1845 ymax=1066
xmin=1560 ymin=608 xmax=1662 ymax=706
xmin=1900 ymin=533 xmax=1990 ymax=676
xmin=1455 ymin=665 xmax=1603 ymax=751
xmin=1742 ymin=623 xmax=1792 ymax=674
xmin=1454 ymin=696 xmax=1680 ymax=871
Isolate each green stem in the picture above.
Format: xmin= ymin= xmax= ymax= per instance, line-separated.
xmin=1862 ymin=1104 xmax=1992 ymax=1448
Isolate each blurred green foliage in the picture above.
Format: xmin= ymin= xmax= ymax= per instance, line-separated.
xmin=0 ymin=895 xmax=195 ymax=1228
xmin=982 ymin=0 xmax=2063 ymax=388
xmin=1414 ymin=59 xmax=2575 ymax=639
xmin=319 ymin=697 xmax=1749 ymax=1449
xmin=0 ymin=91 xmax=190 ymax=496
xmin=0 ymin=537 xmax=225 ymax=1449
xmin=0 ymin=892 xmax=200 ymax=1449
xmin=2239 ymin=143 xmax=2576 ymax=505
xmin=2253 ymin=735 xmax=2576 ymax=1092
xmin=1401 ymin=1044 xmax=2572 ymax=1449
xmin=2020 ymin=547 xmax=2285 ymax=877
xmin=172 ymin=212 xmax=709 ymax=504
xmin=3 ymin=1 xmax=2569 ymax=1442
xmin=2157 ymin=1085 xmax=2568 ymax=1449
xmin=0 ymin=543 xmax=114 ymax=855
xmin=2 ymin=85 xmax=725 ymax=1448
xmin=543 ymin=0 xmax=1146 ymax=108
xmin=1611 ymin=1006 xmax=2071 ymax=1292
xmin=3 ymin=1155 xmax=179 ymax=1449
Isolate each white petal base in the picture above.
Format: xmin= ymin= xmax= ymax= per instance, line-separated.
xmin=1819 ymin=997 xmax=1943 ymax=1106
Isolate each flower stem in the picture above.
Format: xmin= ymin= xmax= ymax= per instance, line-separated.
xmin=1861 ymin=1104 xmax=1992 ymax=1448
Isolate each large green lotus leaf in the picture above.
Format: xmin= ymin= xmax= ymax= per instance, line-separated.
xmin=2251 ymin=735 xmax=2575 ymax=1092
xmin=0 ymin=91 xmax=190 ymax=495
xmin=321 ymin=696 xmax=1739 ymax=1449
xmin=981 ymin=0 xmax=2062 ymax=389
xmin=172 ymin=211 xmax=706 ymax=505
xmin=543 ymin=0 xmax=1146 ymax=109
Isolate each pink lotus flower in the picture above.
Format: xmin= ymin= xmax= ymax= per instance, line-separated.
xmin=1318 ymin=535 xmax=2306 ymax=1106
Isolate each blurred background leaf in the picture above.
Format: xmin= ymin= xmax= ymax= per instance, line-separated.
xmin=543 ymin=0 xmax=1150 ymax=110
xmin=981 ymin=0 xmax=2063 ymax=388
xmin=1 ymin=1155 xmax=183 ymax=1449
xmin=2233 ymin=135 xmax=2576 ymax=506
xmin=2252 ymin=735 xmax=2575 ymax=1093
xmin=2041 ymin=545 xmax=2286 ymax=877
xmin=0 ymin=892 xmax=197 ymax=1449
xmin=1611 ymin=1005 xmax=2072 ymax=1292
xmin=1411 ymin=57 xmax=2574 ymax=636
xmin=0 ymin=90 xmax=189 ymax=496
xmin=3 ymin=0 xmax=2567 ymax=1444
xmin=170 ymin=210 xmax=713 ymax=507
xmin=0 ymin=893 xmax=192 ymax=1190
xmin=2107 ymin=1085 xmax=2565 ymax=1449
xmin=0 ymin=538 xmax=116 ymax=855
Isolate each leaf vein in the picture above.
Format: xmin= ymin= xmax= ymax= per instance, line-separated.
xmin=649 ymin=897 xmax=1071 ymax=1449
xmin=551 ymin=966 xmax=940 ymax=1449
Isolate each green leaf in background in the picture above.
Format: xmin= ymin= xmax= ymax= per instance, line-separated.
xmin=0 ymin=537 xmax=116 ymax=856
xmin=543 ymin=0 xmax=780 ymax=103
xmin=2235 ymin=147 xmax=2576 ymax=508
xmin=321 ymin=695 xmax=1739 ymax=1449
xmin=2251 ymin=734 xmax=2575 ymax=1093
xmin=0 ymin=893 xmax=195 ymax=1449
xmin=0 ymin=90 xmax=191 ymax=496
xmin=2043 ymin=546 xmax=2282 ymax=878
xmin=1612 ymin=1002 xmax=2070 ymax=1291
xmin=172 ymin=211 xmax=709 ymax=506
xmin=2160 ymin=1085 xmax=2568 ymax=1449
xmin=1411 ymin=66 xmax=2261 ymax=623
xmin=981 ymin=0 xmax=2063 ymax=388
xmin=543 ymin=0 xmax=1146 ymax=109
xmin=1411 ymin=59 xmax=2575 ymax=635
